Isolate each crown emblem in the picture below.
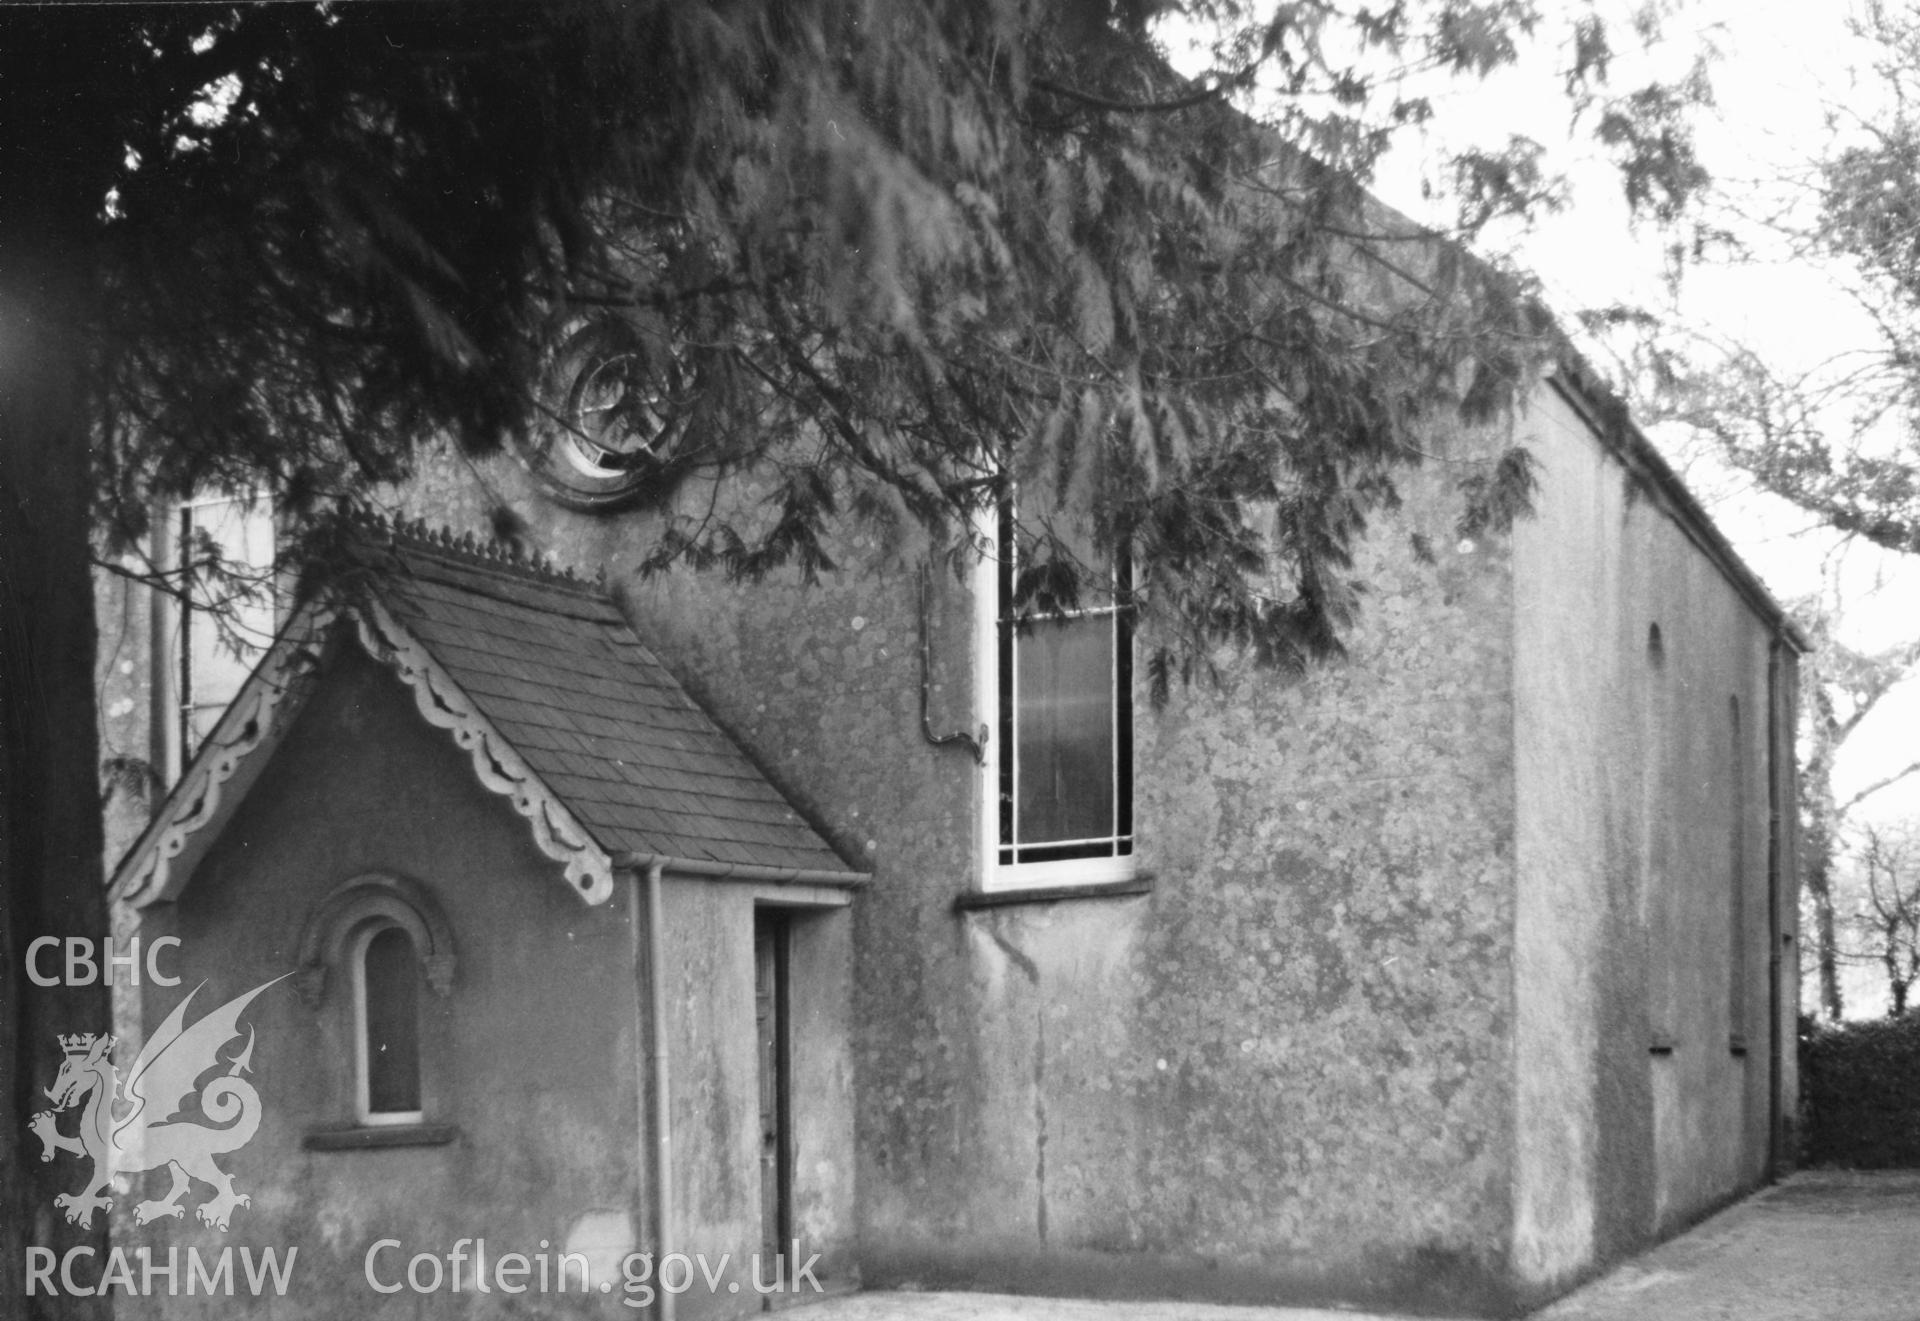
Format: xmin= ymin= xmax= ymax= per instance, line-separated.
xmin=34 ymin=977 xmax=284 ymax=1234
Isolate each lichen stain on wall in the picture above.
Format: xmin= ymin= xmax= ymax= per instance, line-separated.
xmin=1510 ymin=385 xmax=1784 ymax=1301
xmin=398 ymin=437 xmax=1525 ymax=1308
xmin=116 ymin=647 xmax=646 ymax=1320
xmin=1112 ymin=475 xmax=1517 ymax=1276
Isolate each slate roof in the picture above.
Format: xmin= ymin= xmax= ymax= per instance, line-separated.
xmin=362 ymin=529 xmax=856 ymax=878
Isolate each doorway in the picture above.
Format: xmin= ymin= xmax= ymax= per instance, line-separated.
xmin=754 ymin=909 xmax=793 ymax=1263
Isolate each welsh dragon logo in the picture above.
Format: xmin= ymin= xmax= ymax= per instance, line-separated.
xmin=29 ymin=976 xmax=284 ymax=1232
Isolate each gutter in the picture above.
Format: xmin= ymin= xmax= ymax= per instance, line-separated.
xmin=1325 ymin=184 xmax=1811 ymax=655
xmin=1547 ymin=370 xmax=1811 ymax=655
xmin=612 ymin=852 xmax=870 ymax=888
xmin=1765 ymin=638 xmax=1787 ymax=1176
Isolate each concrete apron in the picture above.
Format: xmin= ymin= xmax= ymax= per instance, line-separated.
xmin=783 ymin=1172 xmax=1920 ymax=1321
xmin=782 ymin=1295 xmax=1414 ymax=1321
xmin=1531 ymin=1170 xmax=1920 ymax=1321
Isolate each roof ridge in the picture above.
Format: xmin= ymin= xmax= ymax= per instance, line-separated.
xmin=350 ymin=509 xmax=607 ymax=596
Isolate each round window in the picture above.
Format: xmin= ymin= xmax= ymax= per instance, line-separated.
xmin=522 ymin=321 xmax=690 ymax=511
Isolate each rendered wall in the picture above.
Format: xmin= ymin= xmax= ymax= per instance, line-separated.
xmin=95 ymin=567 xmax=159 ymax=867
xmin=97 ymin=568 xmax=161 ymax=1059
xmin=400 ymin=438 xmax=1526 ymax=1314
xmin=118 ymin=645 xmax=646 ymax=1319
xmin=112 ymin=637 xmax=859 ymax=1321
xmin=1509 ymin=384 xmax=1789 ymax=1304
xmin=89 ymin=382 xmax=1799 ymax=1318
xmin=653 ymin=878 xmax=860 ymax=1319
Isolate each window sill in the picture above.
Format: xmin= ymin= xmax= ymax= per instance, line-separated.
xmin=980 ymin=850 xmax=1140 ymax=892
xmin=303 ymin=1123 xmax=459 ymax=1151
xmin=954 ymin=874 xmax=1153 ymax=912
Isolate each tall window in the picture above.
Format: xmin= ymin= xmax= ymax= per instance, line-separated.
xmin=159 ymin=492 xmax=277 ymax=780
xmin=1729 ymin=695 xmax=1749 ymax=1054
xmin=354 ymin=923 xmax=424 ymax=1124
xmin=979 ymin=499 xmax=1133 ymax=890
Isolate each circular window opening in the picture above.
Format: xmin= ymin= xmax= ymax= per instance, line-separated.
xmin=523 ymin=322 xmax=691 ymax=511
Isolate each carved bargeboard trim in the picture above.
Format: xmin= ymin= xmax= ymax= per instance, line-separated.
xmin=113 ymin=589 xmax=616 ymax=911
xmin=113 ymin=603 xmax=335 ymax=909
xmin=348 ymin=594 xmax=614 ymax=905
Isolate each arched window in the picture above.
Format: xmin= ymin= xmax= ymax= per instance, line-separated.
xmin=1729 ymin=695 xmax=1749 ymax=1055
xmin=294 ymin=874 xmax=452 ymax=1138
xmin=353 ymin=923 xmax=423 ymax=1124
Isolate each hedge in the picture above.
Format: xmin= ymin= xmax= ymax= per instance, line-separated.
xmin=1801 ymin=1012 xmax=1920 ymax=1167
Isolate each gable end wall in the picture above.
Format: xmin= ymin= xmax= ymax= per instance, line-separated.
xmin=1510 ymin=384 xmax=1787 ymax=1302
xmin=116 ymin=644 xmax=648 ymax=1320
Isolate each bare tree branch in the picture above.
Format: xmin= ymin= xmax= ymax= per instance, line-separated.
xmin=1842 ymin=759 xmax=1920 ymax=817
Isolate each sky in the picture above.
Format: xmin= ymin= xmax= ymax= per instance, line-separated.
xmin=1176 ymin=1 xmax=1920 ymax=826
xmin=1375 ymin=0 xmax=1920 ymax=1012
xmin=1516 ymin=0 xmax=1920 ymax=826
xmin=1516 ymin=0 xmax=1920 ymax=823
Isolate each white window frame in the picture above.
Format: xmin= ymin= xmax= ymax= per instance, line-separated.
xmin=351 ymin=922 xmax=426 ymax=1127
xmin=974 ymin=506 xmax=1136 ymax=893
xmin=153 ymin=489 xmax=280 ymax=784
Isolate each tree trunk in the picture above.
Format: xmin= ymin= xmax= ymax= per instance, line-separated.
xmin=1802 ymin=678 xmax=1845 ymax=1021
xmin=0 ymin=19 xmax=120 ymax=1316
xmin=0 ymin=287 xmax=115 ymax=1321
xmin=1803 ymin=802 xmax=1845 ymax=1020
xmin=1885 ymin=920 xmax=1904 ymax=1018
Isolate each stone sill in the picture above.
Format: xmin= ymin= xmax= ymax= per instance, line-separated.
xmin=953 ymin=875 xmax=1153 ymax=912
xmin=303 ymin=1123 xmax=459 ymax=1152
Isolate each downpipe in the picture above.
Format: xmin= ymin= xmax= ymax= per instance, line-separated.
xmin=646 ymin=860 xmax=675 ymax=1321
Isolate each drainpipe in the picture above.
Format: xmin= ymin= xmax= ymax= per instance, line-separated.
xmin=1765 ymin=636 xmax=1787 ymax=1177
xmin=645 ymin=860 xmax=675 ymax=1321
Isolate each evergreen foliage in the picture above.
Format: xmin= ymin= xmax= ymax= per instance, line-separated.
xmin=1802 ymin=1010 xmax=1920 ymax=1167
xmin=0 ymin=8 xmax=1716 ymax=1312
xmin=63 ymin=1 xmax=1706 ymax=672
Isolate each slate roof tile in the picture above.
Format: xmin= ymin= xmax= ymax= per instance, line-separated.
xmin=363 ymin=538 xmax=856 ymax=878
